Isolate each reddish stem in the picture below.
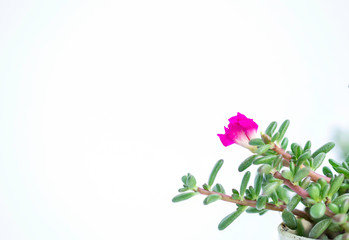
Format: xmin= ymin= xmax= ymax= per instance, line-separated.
xmin=273 ymin=171 xmax=310 ymax=198
xmin=196 ymin=187 xmax=311 ymax=221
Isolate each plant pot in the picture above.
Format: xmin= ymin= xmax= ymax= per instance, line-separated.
xmin=278 ymin=223 xmax=315 ymax=240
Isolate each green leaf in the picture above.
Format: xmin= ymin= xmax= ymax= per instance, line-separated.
xmin=329 ymin=158 xmax=341 ymax=168
xmin=203 ymin=194 xmax=222 ymax=205
xmin=254 ymin=174 xmax=263 ymax=195
xmin=274 ymin=155 xmax=283 ymax=171
xmin=332 ymin=192 xmax=339 ymax=201
xmin=287 ymin=195 xmax=301 ymax=211
xmin=308 ymin=185 xmax=320 ymax=200
xmin=178 ymin=187 xmax=189 ymax=192
xmin=258 ymin=210 xmax=268 ymax=215
xmin=296 ymin=218 xmax=306 ymax=237
xmin=245 ymin=188 xmax=252 ymax=200
xmin=232 ymin=194 xmax=240 ymax=200
xmin=323 ymin=166 xmax=333 ymax=178
xmin=281 ymin=170 xmax=293 ymax=181
xmin=172 ymin=192 xmax=198 ymax=202
xmin=218 ymin=206 xmax=248 ymax=230
xmin=310 ymin=202 xmax=326 ymax=219
xmin=277 ymin=120 xmax=290 ymax=142
xmin=271 ymin=192 xmax=279 ymax=205
xmin=181 ymin=175 xmax=187 ymax=184
xmin=334 ymin=233 xmax=349 ymax=240
xmin=249 ymin=138 xmax=264 ymax=146
xmin=300 ymin=177 xmax=311 ymax=188
xmin=328 ymin=223 xmax=343 ymax=235
xmin=314 ymin=182 xmax=322 ymax=190
xmin=248 ymin=186 xmax=256 ymax=199
xmin=282 ymin=209 xmax=297 ymax=230
xmin=238 ymin=155 xmax=257 ymax=172
xmin=333 ymin=193 xmax=349 ymax=206
xmin=289 ymin=162 xmax=295 ymax=174
xmin=313 ymin=152 xmax=326 ymax=170
xmin=256 ymin=196 xmax=267 ymax=210
xmin=212 ymin=183 xmax=225 ymax=194
xmin=186 ymin=174 xmax=197 ymax=189
xmin=291 ymin=143 xmax=302 ymax=159
xmin=297 ymin=150 xmax=311 ymax=166
xmin=208 ymin=159 xmax=224 ymax=188
xmin=305 ymin=197 xmax=317 ymax=205
xmin=232 ymin=188 xmax=239 ymax=195
xmin=307 ymin=158 xmax=314 ymax=169
xmin=293 ymin=167 xmax=311 ymax=183
xmin=321 ymin=184 xmax=330 ymax=199
xmin=308 ymin=218 xmax=332 ymax=239
xmin=318 ymin=178 xmax=327 ymax=189
xmin=340 ymin=199 xmax=349 ymax=214
xmin=344 ymin=162 xmax=349 ymax=170
xmin=328 ymin=203 xmax=339 ymax=214
xmin=304 ymin=140 xmax=312 ymax=152
xmin=312 ymin=142 xmax=335 ymax=158
xmin=258 ymin=164 xmax=273 ymax=174
xmin=265 ymin=121 xmax=277 ymax=137
xmin=240 ymin=171 xmax=251 ymax=197
xmin=271 ymin=132 xmax=280 ymax=142
xmin=276 ymin=186 xmax=289 ymax=204
xmin=263 ymin=182 xmax=280 ymax=196
xmin=328 ymin=174 xmax=345 ymax=199
xmin=334 ymin=167 xmax=349 ymax=178
xmin=246 ymin=207 xmax=262 ymax=213
xmin=256 ymin=144 xmax=271 ymax=154
xmin=341 ymin=183 xmax=349 ymax=190
xmin=253 ymin=155 xmax=278 ymax=165
xmin=281 ymin=137 xmax=289 ymax=150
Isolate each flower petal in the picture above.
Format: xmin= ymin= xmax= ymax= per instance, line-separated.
xmin=217 ymin=133 xmax=235 ymax=147
xmin=218 ymin=113 xmax=259 ymax=150
xmin=225 ymin=124 xmax=244 ymax=141
xmin=238 ymin=119 xmax=258 ymax=132
xmin=228 ymin=112 xmax=247 ymax=123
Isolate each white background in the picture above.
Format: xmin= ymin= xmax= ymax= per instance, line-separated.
xmin=0 ymin=1 xmax=349 ymax=239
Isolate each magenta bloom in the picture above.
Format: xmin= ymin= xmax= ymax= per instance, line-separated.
xmin=218 ymin=112 xmax=258 ymax=150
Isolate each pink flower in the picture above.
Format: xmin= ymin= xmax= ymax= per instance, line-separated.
xmin=218 ymin=112 xmax=258 ymax=150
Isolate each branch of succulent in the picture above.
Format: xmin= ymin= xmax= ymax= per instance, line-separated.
xmin=272 ymin=171 xmax=310 ymax=198
xmin=172 ymin=113 xmax=349 ymax=239
xmin=195 ymin=187 xmax=311 ymax=221
xmin=266 ymin=134 xmax=332 ymax=183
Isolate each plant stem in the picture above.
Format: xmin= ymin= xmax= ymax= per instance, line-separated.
xmin=195 ymin=187 xmax=311 ymax=221
xmin=273 ymin=171 xmax=310 ymax=198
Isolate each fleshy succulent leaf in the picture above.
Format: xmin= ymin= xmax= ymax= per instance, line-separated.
xmin=218 ymin=206 xmax=248 ymax=230
xmin=208 ymin=159 xmax=224 ymax=188
xmin=282 ymin=209 xmax=297 ymax=230
xmin=312 ymin=142 xmax=335 ymax=158
xmin=240 ymin=171 xmax=251 ymax=197
xmin=238 ymin=155 xmax=257 ymax=172
xmin=308 ymin=218 xmax=332 ymax=239
xmin=172 ymin=192 xmax=199 ymax=202
xmin=203 ymin=194 xmax=222 ymax=205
